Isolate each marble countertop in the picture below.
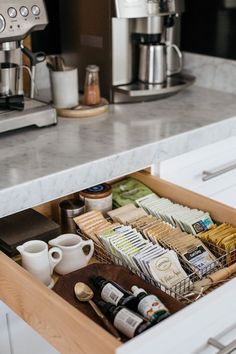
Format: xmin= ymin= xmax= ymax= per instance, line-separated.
xmin=1 ymin=85 xmax=236 ymax=218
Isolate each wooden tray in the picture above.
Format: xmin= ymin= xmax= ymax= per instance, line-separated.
xmin=57 ymin=98 xmax=109 ymax=118
xmin=53 ymin=263 xmax=184 ymax=342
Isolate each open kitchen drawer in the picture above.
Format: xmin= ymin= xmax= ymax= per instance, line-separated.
xmin=1 ymin=170 xmax=236 ymax=354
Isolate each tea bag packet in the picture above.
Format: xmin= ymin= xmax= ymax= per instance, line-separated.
xmin=178 ymin=212 xmax=215 ymax=235
xmin=149 ymin=250 xmax=190 ymax=292
xmin=100 ymin=225 xmax=137 ymax=256
xmin=112 ymin=177 xmax=153 ymax=208
xmin=108 ymin=204 xmax=148 ymax=224
xmin=199 ymin=223 xmax=236 ymax=263
xmin=137 ymin=193 xmax=214 ymax=235
xmin=177 ymin=241 xmax=217 ymax=276
xmin=133 ymin=244 xmax=166 ymax=275
xmin=121 ymin=241 xmax=150 ymax=270
xmin=135 ymin=194 xmax=160 ymax=212
xmin=108 ymin=204 xmax=137 ymax=222
xmin=146 ymin=223 xmax=173 ymax=244
xmin=73 ymin=210 xmax=111 ymax=244
xmin=148 ymin=221 xmax=218 ymax=275
xmin=142 ymin=248 xmax=168 ymax=276
xmin=98 ymin=227 xmax=121 ymax=252
xmin=130 ymin=215 xmax=156 ymax=231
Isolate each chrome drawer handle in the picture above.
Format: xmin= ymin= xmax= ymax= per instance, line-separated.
xmin=208 ymin=338 xmax=236 ymax=354
xmin=202 ymin=161 xmax=236 ymax=182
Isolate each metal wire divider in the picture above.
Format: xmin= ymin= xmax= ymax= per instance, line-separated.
xmin=78 ymin=230 xmax=231 ymax=304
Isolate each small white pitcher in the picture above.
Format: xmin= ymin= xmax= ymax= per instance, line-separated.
xmin=49 ymin=234 xmax=94 ymax=275
xmin=17 ymin=240 xmax=63 ymax=288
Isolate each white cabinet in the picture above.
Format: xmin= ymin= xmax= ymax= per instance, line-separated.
xmin=0 ymin=301 xmax=59 ymax=354
xmin=0 ymin=303 xmax=11 ymax=354
xmin=160 ymin=136 xmax=236 ymax=208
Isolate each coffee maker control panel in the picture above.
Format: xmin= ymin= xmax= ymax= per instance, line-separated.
xmin=0 ymin=0 xmax=48 ymax=43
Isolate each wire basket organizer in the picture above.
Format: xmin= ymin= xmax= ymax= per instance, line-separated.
xmin=78 ymin=230 xmax=235 ymax=304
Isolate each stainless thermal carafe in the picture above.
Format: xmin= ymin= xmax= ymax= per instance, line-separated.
xmin=138 ymin=43 xmax=183 ymax=84
xmin=139 ymin=43 xmax=166 ymax=84
xmin=0 ymin=63 xmax=20 ymax=96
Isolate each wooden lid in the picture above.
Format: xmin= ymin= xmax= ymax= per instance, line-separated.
xmin=79 ymin=183 xmax=112 ymax=199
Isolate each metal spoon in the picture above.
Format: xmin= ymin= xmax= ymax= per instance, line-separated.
xmin=74 ymin=282 xmax=121 ymax=341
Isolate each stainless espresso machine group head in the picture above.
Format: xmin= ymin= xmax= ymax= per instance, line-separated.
xmin=0 ymin=0 xmax=56 ymax=134
xmin=60 ymin=0 xmax=195 ymax=103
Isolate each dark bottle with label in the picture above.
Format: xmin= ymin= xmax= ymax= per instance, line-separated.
xmin=98 ymin=300 xmax=153 ymax=339
xmin=91 ymin=276 xmax=138 ymax=310
xmin=131 ymin=286 xmax=170 ymax=324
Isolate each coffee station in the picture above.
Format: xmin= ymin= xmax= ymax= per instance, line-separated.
xmin=60 ymin=0 xmax=194 ymax=103
xmin=1 ymin=1 xmax=236 ymax=354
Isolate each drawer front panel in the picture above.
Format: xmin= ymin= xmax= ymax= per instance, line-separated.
xmin=117 ymin=278 xmax=236 ymax=354
xmin=160 ymin=136 xmax=236 ymax=192
xmin=0 ymin=313 xmax=11 ymax=354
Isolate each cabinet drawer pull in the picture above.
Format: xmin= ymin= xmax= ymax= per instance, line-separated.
xmin=208 ymin=337 xmax=236 ymax=354
xmin=202 ymin=161 xmax=236 ymax=181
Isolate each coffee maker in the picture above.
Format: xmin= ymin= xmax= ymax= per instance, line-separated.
xmin=0 ymin=0 xmax=57 ymax=134
xmin=60 ymin=0 xmax=195 ymax=103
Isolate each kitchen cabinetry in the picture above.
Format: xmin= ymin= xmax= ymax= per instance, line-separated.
xmin=0 ymin=301 xmax=58 ymax=354
xmin=0 ymin=302 xmax=11 ymax=354
xmin=1 ymin=171 xmax=236 ymax=354
xmin=160 ymin=136 xmax=236 ymax=208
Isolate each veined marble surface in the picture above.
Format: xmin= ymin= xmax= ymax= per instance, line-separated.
xmin=184 ymin=52 xmax=236 ymax=95
xmin=1 ymin=85 xmax=236 ymax=217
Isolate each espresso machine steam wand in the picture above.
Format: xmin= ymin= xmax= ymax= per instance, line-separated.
xmin=20 ymin=43 xmax=46 ymax=99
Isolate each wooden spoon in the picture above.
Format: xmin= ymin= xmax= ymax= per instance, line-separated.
xmin=74 ymin=282 xmax=121 ymax=341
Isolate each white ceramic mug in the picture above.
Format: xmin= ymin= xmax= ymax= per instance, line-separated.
xmin=50 ymin=67 xmax=79 ymax=109
xmin=49 ymin=234 xmax=94 ymax=275
xmin=17 ymin=240 xmax=63 ymax=288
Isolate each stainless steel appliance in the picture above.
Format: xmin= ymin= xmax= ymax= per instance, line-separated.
xmin=60 ymin=0 xmax=195 ymax=103
xmin=138 ymin=43 xmax=182 ymax=84
xmin=0 ymin=0 xmax=57 ymax=134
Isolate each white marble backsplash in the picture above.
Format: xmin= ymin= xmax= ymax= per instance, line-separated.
xmin=36 ymin=51 xmax=236 ymax=101
xmin=184 ymin=52 xmax=236 ymax=95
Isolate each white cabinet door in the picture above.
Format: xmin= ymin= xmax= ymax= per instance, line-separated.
xmin=0 ymin=313 xmax=11 ymax=354
xmin=195 ymin=178 xmax=236 ymax=208
xmin=193 ymin=323 xmax=236 ymax=354
xmin=7 ymin=311 xmax=59 ymax=354
xmin=160 ymin=136 xmax=236 ymax=207
xmin=117 ymin=278 xmax=236 ymax=354
xmin=0 ymin=301 xmax=59 ymax=354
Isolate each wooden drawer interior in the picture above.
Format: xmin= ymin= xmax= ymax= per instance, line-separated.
xmin=1 ymin=170 xmax=236 ymax=354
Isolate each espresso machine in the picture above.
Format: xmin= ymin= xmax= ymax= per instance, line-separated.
xmin=60 ymin=0 xmax=195 ymax=103
xmin=0 ymin=0 xmax=57 ymax=134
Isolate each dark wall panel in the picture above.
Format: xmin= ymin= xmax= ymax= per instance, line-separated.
xmin=181 ymin=0 xmax=236 ymax=60
xmin=31 ymin=0 xmax=61 ymax=54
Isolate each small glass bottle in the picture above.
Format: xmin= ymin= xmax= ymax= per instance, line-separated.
xmin=83 ymin=65 xmax=101 ymax=106
xmin=131 ymin=286 xmax=170 ymax=324
xmin=91 ymin=275 xmax=138 ymax=310
xmin=98 ymin=301 xmax=153 ymax=339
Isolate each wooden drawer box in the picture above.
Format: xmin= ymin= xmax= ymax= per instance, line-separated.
xmin=0 ymin=170 xmax=236 ymax=354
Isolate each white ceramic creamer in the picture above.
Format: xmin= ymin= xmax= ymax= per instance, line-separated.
xmin=17 ymin=240 xmax=63 ymax=288
xmin=49 ymin=234 xmax=94 ymax=275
